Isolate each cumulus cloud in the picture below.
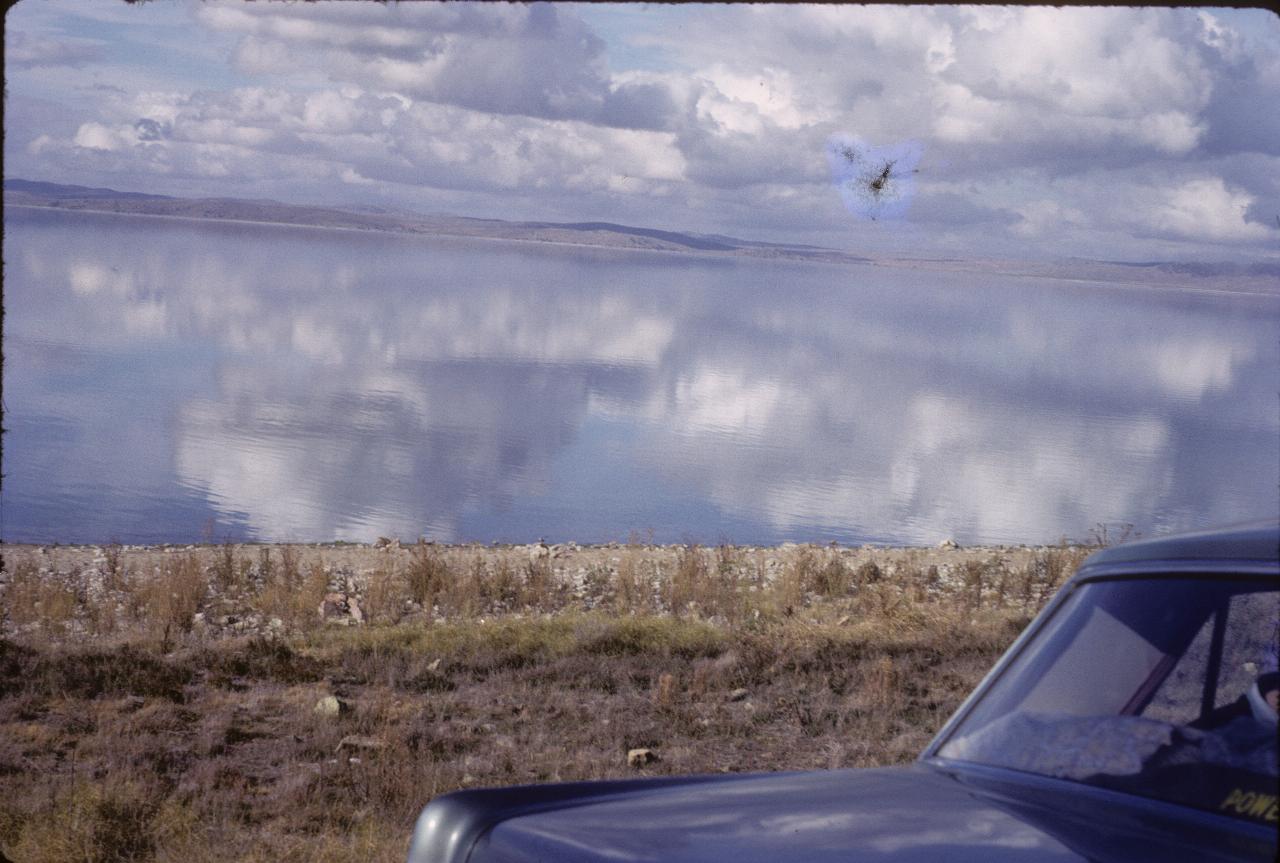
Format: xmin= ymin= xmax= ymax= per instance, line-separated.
xmin=1146 ymin=177 xmax=1270 ymax=242
xmin=198 ymin=1 xmax=681 ymax=132
xmin=7 ymin=3 xmax=1280 ymax=258
xmin=6 ymin=29 xmax=102 ymax=68
xmin=25 ymin=78 xmax=691 ymax=207
xmin=923 ymin=8 xmax=1224 ymax=172
xmin=73 ymin=121 xmax=140 ymax=151
xmin=1194 ymin=12 xmax=1280 ymax=158
xmin=1011 ymin=199 xmax=1089 ymax=239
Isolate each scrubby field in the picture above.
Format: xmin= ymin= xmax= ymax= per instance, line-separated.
xmin=0 ymin=541 xmax=1088 ymax=862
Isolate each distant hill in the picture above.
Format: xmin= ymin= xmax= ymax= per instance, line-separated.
xmin=522 ymin=220 xmax=737 ymax=252
xmin=1100 ymin=258 xmax=1280 ymax=279
xmin=6 ymin=179 xmax=1275 ymax=292
xmin=3 ymin=177 xmax=859 ymax=262
xmin=4 ymin=178 xmax=173 ymax=201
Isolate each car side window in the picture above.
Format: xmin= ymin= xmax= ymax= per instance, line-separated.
xmin=1140 ymin=612 xmax=1212 ymax=724
xmin=939 ymin=578 xmax=1278 ymax=822
xmin=1214 ymin=591 xmax=1280 ymax=709
xmin=1142 ymin=591 xmax=1280 ymax=726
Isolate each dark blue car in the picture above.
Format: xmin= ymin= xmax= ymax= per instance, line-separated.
xmin=408 ymin=522 xmax=1280 ymax=862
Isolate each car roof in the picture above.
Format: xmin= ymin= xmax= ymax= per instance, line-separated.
xmin=1078 ymin=519 xmax=1279 ymax=571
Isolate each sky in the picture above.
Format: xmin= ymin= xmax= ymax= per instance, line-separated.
xmin=5 ymin=1 xmax=1280 ymax=261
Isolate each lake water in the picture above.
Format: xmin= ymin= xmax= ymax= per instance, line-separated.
xmin=4 ymin=207 xmax=1278 ymax=546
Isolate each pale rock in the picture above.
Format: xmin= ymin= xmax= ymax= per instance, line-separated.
xmin=314 ymin=695 xmax=351 ymax=717
xmin=318 ymin=592 xmax=347 ymax=620
xmin=336 ymin=734 xmax=386 ymax=753
xmin=627 ymin=748 xmax=659 ymax=767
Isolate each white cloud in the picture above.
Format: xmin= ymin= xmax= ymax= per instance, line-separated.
xmin=6 ymin=29 xmax=102 ymax=68
xmin=73 ymin=121 xmax=138 ymax=151
xmin=8 ymin=4 xmax=1280 ymax=258
xmin=198 ymin=1 xmax=662 ymax=131
xmin=302 ymin=90 xmax=362 ymax=133
xmin=902 ymin=8 xmax=1220 ymax=164
xmin=1148 ymin=178 xmax=1270 ymax=242
xmin=1011 ymin=199 xmax=1087 ymax=239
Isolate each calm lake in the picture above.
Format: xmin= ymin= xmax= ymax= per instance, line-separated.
xmin=4 ymin=207 xmax=1278 ymax=546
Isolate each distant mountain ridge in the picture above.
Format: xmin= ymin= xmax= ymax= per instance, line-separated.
xmin=522 ymin=220 xmax=738 ymax=252
xmin=5 ymin=178 xmax=1277 ymax=291
xmin=1099 ymin=258 xmax=1280 ymax=279
xmin=3 ymin=177 xmax=847 ymax=261
xmin=4 ymin=178 xmax=174 ymax=201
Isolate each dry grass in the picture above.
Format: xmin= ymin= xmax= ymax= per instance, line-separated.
xmin=0 ymin=540 xmax=1088 ymax=862
xmin=614 ymin=547 xmax=654 ymax=614
xmin=134 ymin=553 xmax=208 ymax=646
xmin=257 ymin=554 xmax=329 ymax=633
xmin=360 ymin=564 xmax=407 ymax=626
xmin=3 ymin=556 xmax=79 ymax=636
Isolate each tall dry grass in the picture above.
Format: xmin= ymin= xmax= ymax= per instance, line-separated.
xmin=132 ymin=553 xmax=208 ymax=646
xmin=406 ymin=540 xmax=449 ymax=611
xmin=1 ymin=541 xmax=1088 ymax=647
xmin=258 ymin=554 xmax=329 ymax=632
xmin=2 ymin=554 xmax=79 ymax=635
xmin=614 ymin=547 xmax=653 ymax=614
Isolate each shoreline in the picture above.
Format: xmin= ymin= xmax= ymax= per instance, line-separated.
xmin=6 ymin=201 xmax=846 ymax=266
xmin=9 ymin=201 xmax=1278 ymax=298
xmin=2 ymin=539 xmax=1090 ymax=643
xmin=0 ymin=538 xmax=1083 ymax=552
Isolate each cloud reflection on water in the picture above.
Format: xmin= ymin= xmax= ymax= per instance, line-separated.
xmin=5 ymin=208 xmax=1277 ymax=544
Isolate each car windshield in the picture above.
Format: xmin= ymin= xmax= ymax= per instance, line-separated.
xmin=937 ymin=576 xmax=1279 ymax=824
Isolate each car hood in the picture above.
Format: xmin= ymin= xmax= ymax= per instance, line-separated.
xmin=408 ymin=762 xmax=1272 ymax=863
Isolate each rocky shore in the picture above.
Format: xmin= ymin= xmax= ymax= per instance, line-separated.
xmin=2 ymin=539 xmax=1086 ymax=642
